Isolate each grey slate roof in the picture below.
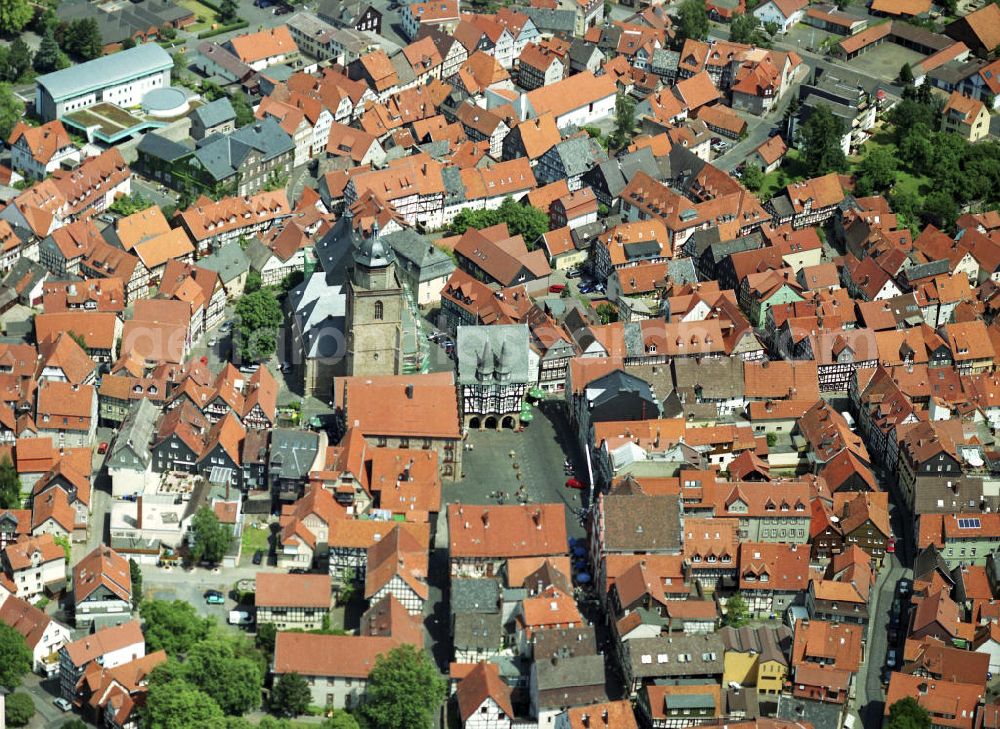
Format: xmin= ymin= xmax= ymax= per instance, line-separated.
xmin=776 ymin=694 xmax=843 ymax=729
xmin=719 ymin=625 xmax=792 ymax=666
xmin=198 ymin=243 xmax=251 ymax=287
xmin=568 ymin=39 xmax=604 ymax=67
xmin=534 ymin=654 xmax=606 ymax=693
xmin=584 ymin=370 xmax=657 ymax=412
xmin=269 ymin=429 xmax=320 ymax=481
xmin=193 ymin=117 xmax=294 ymax=183
xmin=382 ymin=230 xmax=455 ymax=283
xmin=666 ymin=257 xmax=698 ymax=285
xmin=137 ymin=132 xmax=192 ymax=163
xmin=453 ymin=612 xmax=503 ymax=652
xmin=58 ymin=0 xmax=192 ymax=46
xmin=451 ymin=579 xmax=500 ymax=614
xmin=288 ymin=273 xmax=346 ymax=359
xmin=651 ymin=48 xmax=680 ymax=74
xmin=37 ymin=43 xmax=173 ymax=102
xmin=532 ymin=627 xmax=597 ymax=660
xmin=523 ymin=7 xmax=576 ymax=33
xmin=441 ymin=166 xmax=466 ymax=205
xmin=672 ymin=357 xmax=744 ymax=401
xmin=456 ymin=324 xmax=531 ymax=386
xmin=107 ymin=400 xmax=159 ymax=474
xmin=626 ymin=633 xmax=725 ymax=679
xmin=191 ymin=98 xmax=236 ymax=129
xmin=554 ymin=136 xmax=606 ymax=179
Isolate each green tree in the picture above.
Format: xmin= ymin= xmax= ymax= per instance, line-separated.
xmin=270 ymin=672 xmax=311 ymax=717
xmin=899 ymin=62 xmax=914 ymax=85
xmin=144 ymin=677 xmax=226 ymax=729
xmin=65 ymin=18 xmax=103 ymax=60
xmin=218 ymin=0 xmax=239 ymax=23
xmin=234 ymin=289 xmax=283 ymax=363
xmin=741 ymin=163 xmax=764 ymax=192
xmin=0 ymin=0 xmax=33 ymax=34
xmin=54 ymin=534 xmax=71 ymax=561
xmin=362 ymin=644 xmax=447 ymax=729
xmin=173 ymin=48 xmax=189 ymax=78
xmin=610 ymin=93 xmax=636 ymax=149
xmin=854 ymin=144 xmax=897 ymax=196
xmin=323 ymin=711 xmax=361 ymax=729
xmin=0 ymin=622 xmax=30 ymax=689
xmin=724 ymin=594 xmax=750 ymax=627
xmin=231 ymin=92 xmax=254 ymax=126
xmin=60 ymin=720 xmax=89 ymax=729
xmin=677 ymin=0 xmax=709 ymax=40
xmin=730 ymin=13 xmax=769 ymax=46
xmin=33 ymin=26 xmax=69 ymax=73
xmin=245 ymin=269 xmax=263 ymax=293
xmin=278 ymin=269 xmax=304 ymax=296
xmin=189 ymin=506 xmax=231 ymax=565
xmin=0 ymin=83 xmax=24 ymax=142
xmin=888 ymin=696 xmax=931 ymax=729
xmin=3 ymin=692 xmax=34 ymax=727
xmin=129 ymin=557 xmax=143 ymax=608
xmin=448 ymin=197 xmax=549 ymax=244
xmin=255 ymin=622 xmax=278 ymax=657
xmin=4 ymin=39 xmax=32 ymax=81
xmin=109 ymin=192 xmax=152 ymax=216
xmin=141 ymin=600 xmax=212 ymax=655
xmin=182 ymin=636 xmax=263 ymax=715
xmin=596 ymin=302 xmax=618 ymax=324
xmin=799 ymin=105 xmax=847 ymax=176
xmin=0 ymin=452 xmax=21 ymax=508
xmin=921 ymin=190 xmax=959 ymax=231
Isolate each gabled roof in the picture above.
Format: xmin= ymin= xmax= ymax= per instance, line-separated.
xmin=73 ymin=545 xmax=131 ymax=604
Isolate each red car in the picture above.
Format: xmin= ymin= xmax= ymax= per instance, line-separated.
xmin=887 ymin=538 xmax=896 ymax=553
xmin=97 ymin=442 xmax=109 ymax=454
xmin=565 ymin=478 xmax=584 ymax=490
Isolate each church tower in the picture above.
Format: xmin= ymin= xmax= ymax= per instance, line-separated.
xmin=344 ymin=214 xmax=405 ymax=376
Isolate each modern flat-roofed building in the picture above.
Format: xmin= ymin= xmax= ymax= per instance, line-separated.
xmin=35 ymin=43 xmax=172 ymax=121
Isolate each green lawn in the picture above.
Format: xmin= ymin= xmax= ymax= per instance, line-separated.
xmin=240 ymin=522 xmax=270 ymax=554
xmin=177 ymin=0 xmax=218 ymax=31
xmin=758 ymin=149 xmax=808 ymax=201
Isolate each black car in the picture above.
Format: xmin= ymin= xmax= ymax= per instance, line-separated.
xmin=881 ymin=668 xmax=893 ymax=686
xmin=290 ymin=567 xmax=308 ymax=574
xmin=252 ymin=550 xmax=264 ymax=565
xmin=897 ymin=578 xmax=912 ymax=596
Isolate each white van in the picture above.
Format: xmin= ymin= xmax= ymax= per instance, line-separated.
xmin=228 ymin=610 xmax=253 ymax=626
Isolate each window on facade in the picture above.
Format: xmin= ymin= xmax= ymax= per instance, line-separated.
xmin=374 ymin=300 xmax=384 ymax=320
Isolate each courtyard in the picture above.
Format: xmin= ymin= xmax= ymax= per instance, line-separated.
xmin=846 ymin=42 xmax=926 ymax=79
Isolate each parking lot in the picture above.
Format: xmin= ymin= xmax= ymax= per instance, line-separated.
xmin=846 ymin=43 xmax=926 ymax=79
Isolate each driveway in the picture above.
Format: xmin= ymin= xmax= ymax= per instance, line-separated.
xmin=19 ymin=673 xmax=68 ymax=728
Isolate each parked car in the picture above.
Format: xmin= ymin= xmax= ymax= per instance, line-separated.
xmin=887 ymin=537 xmax=896 ymax=553
xmin=881 ymin=668 xmax=893 ymax=686
xmin=886 ymin=649 xmax=897 ymax=667
xmin=54 ymin=698 xmax=72 ymax=712
xmin=98 ymin=442 xmax=109 ymax=454
xmin=252 ymin=550 xmax=264 ymax=565
xmin=565 ymin=478 xmax=584 ymax=490
xmin=897 ymin=578 xmax=912 ymax=596
xmin=566 ymin=268 xmax=583 ymax=279
xmin=204 ymin=589 xmax=225 ymax=605
xmin=208 ymin=337 xmax=218 ymax=347
xmin=549 ymin=284 xmax=567 ymax=293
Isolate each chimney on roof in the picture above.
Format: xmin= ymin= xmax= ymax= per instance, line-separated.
xmin=533 ymin=508 xmax=542 ymax=529
xmin=481 ymin=509 xmax=489 ymax=528
xmin=405 ymin=384 xmax=414 ymax=399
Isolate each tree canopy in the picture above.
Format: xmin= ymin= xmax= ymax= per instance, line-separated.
xmin=323 ymin=712 xmax=362 ymax=729
xmin=888 ymin=696 xmax=931 ymax=729
xmin=4 ymin=692 xmax=34 ymax=727
xmin=362 ymin=644 xmax=447 ymax=729
xmin=610 ymin=93 xmax=636 ymax=149
xmin=448 ymin=197 xmax=549 ymax=246
xmin=33 ymin=26 xmax=69 ymax=73
xmin=724 ymin=594 xmax=750 ymax=627
xmin=0 ymin=83 xmax=23 ymax=143
xmin=141 ymin=599 xmax=213 ymax=655
xmin=218 ymin=0 xmax=239 ymax=23
xmin=0 ymin=40 xmax=32 ymax=83
xmin=63 ymin=18 xmax=103 ymax=60
xmin=129 ymin=557 xmax=143 ymax=608
xmin=730 ymin=13 xmax=771 ymax=47
xmin=181 ymin=635 xmax=263 ymax=715
xmin=853 ymin=145 xmax=897 ymax=197
xmin=233 ymin=289 xmax=283 ymax=363
xmin=270 ymin=672 xmax=311 ymax=717
xmin=799 ymin=104 xmax=847 ymax=176
xmin=677 ymin=0 xmax=709 ymax=40
xmin=144 ymin=675 xmax=227 ymax=729
xmin=0 ymin=617 xmax=31 ymax=689
xmin=0 ymin=0 xmax=33 ymax=35
xmin=741 ymin=163 xmax=764 ymax=192
xmin=189 ymin=506 xmax=231 ymax=565
xmin=0 ymin=452 xmax=21 ymax=509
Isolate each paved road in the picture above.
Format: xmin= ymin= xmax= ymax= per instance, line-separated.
xmin=20 ymin=673 xmax=68 ymax=728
